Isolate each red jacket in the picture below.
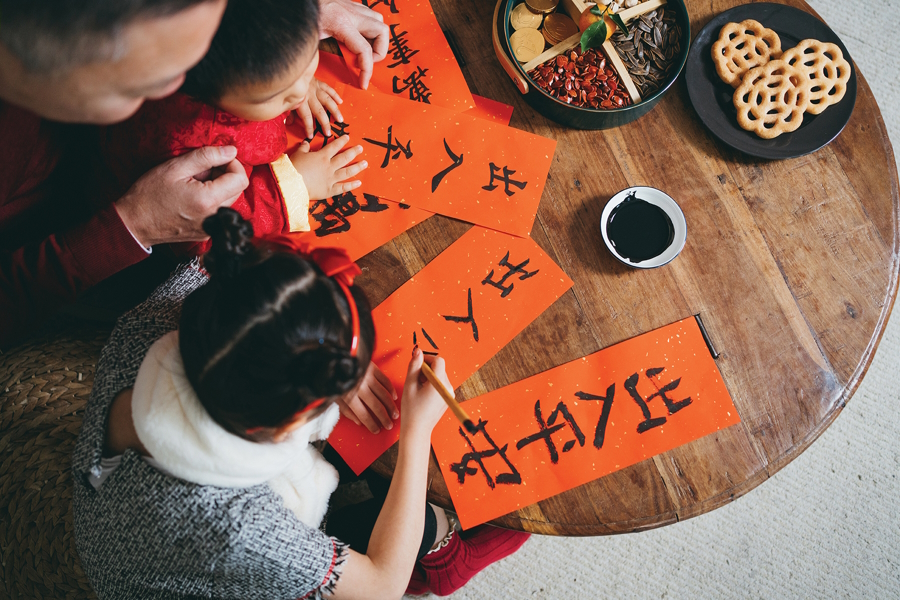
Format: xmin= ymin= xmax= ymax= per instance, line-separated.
xmin=0 ymin=101 xmax=147 ymax=349
xmin=97 ymin=93 xmax=292 ymax=256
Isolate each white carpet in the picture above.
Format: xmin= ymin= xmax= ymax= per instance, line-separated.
xmin=426 ymin=2 xmax=900 ymax=598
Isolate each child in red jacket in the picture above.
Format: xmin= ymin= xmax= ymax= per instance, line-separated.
xmin=97 ymin=0 xmax=366 ymax=256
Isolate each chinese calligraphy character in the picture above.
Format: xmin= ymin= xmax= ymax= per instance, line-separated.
xmin=310 ymin=192 xmax=360 ymax=237
xmin=431 ymin=138 xmax=464 ymax=192
xmin=442 ymin=287 xmax=478 ymax=342
xmin=575 ymin=386 xmax=615 ymax=449
xmin=398 ymin=202 xmax=411 ymax=209
xmin=363 ymin=125 xmax=413 ymax=168
xmin=360 ymin=193 xmax=389 ymax=213
xmin=482 ymin=251 xmax=538 ymax=298
xmin=624 ymin=368 xmax=692 ymax=433
xmin=392 ymin=65 xmax=432 ymax=103
xmin=482 ymin=163 xmax=527 ymax=196
xmin=515 ymin=400 xmax=585 ymax=464
xmin=449 ymin=419 xmax=522 ymax=488
xmin=412 ymin=328 xmax=439 ymax=356
xmin=362 ymin=0 xmax=399 ymax=13
xmin=332 ymin=120 xmax=351 ymax=138
xmin=387 ymin=23 xmax=419 ymax=68
xmin=304 ymin=118 xmax=350 ymax=143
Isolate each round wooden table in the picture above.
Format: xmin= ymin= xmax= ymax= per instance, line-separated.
xmin=362 ymin=0 xmax=900 ymax=535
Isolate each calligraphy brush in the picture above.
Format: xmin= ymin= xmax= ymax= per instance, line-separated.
xmin=420 ymin=360 xmax=478 ymax=434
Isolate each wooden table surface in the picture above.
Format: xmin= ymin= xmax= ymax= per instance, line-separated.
xmin=357 ymin=0 xmax=900 ymax=536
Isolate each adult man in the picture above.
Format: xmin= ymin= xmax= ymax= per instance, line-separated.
xmin=0 ymin=0 xmax=388 ymax=348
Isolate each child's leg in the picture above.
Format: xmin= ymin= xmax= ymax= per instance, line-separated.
xmin=323 ymin=445 xmax=440 ymax=561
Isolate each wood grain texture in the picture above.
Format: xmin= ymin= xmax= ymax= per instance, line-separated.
xmin=364 ymin=0 xmax=899 ymax=535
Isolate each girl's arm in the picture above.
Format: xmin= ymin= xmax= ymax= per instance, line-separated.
xmin=329 ymin=348 xmax=450 ymax=600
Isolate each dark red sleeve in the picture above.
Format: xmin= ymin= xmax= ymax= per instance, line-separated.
xmin=0 ymin=102 xmax=150 ymax=349
xmin=0 ymin=205 xmax=147 ymax=347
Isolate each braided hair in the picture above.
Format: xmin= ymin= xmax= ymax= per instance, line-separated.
xmin=179 ymin=208 xmax=374 ymax=438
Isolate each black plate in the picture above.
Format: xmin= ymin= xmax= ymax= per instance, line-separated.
xmin=685 ymin=3 xmax=856 ymax=160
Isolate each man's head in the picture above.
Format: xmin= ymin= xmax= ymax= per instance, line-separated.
xmin=0 ymin=0 xmax=227 ymax=123
xmin=180 ymin=0 xmax=321 ymax=122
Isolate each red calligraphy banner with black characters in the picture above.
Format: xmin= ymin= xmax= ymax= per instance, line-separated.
xmin=315 ymin=82 xmax=555 ymax=237
xmin=338 ymin=0 xmax=475 ymax=112
xmin=281 ymin=52 xmax=515 ymax=261
xmin=328 ymin=226 xmax=573 ymax=474
xmin=430 ymin=317 xmax=741 ymax=529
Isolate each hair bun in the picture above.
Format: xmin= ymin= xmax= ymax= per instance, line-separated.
xmin=292 ymin=346 xmax=361 ymax=398
xmin=203 ymin=207 xmax=255 ymax=278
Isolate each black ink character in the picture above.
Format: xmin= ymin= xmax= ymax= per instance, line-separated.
xmin=331 ymin=121 xmax=351 ymax=138
xmin=360 ymin=193 xmax=389 ymax=213
xmin=412 ymin=328 xmax=439 ymax=356
xmin=362 ymin=0 xmax=399 ymax=13
xmin=310 ymin=191 xmax=360 ymax=237
xmin=392 ymin=65 xmax=432 ymax=104
xmin=430 ymin=139 xmax=464 ymax=192
xmin=481 ymin=251 xmax=539 ymax=298
xmin=481 ymin=163 xmax=527 ymax=196
xmin=387 ymin=23 xmax=419 ymax=68
xmin=575 ymin=386 xmax=615 ymax=449
xmin=449 ymin=419 xmax=522 ymax=488
xmin=304 ymin=119 xmax=350 ymax=144
xmin=398 ymin=202 xmax=411 ymax=209
xmin=442 ymin=287 xmax=478 ymax=342
xmin=516 ymin=399 xmax=586 ymax=464
xmin=363 ymin=125 xmax=413 ymax=168
xmin=624 ymin=367 xmax=692 ymax=434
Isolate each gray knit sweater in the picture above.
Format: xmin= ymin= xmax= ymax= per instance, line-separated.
xmin=72 ymin=261 xmax=347 ymax=600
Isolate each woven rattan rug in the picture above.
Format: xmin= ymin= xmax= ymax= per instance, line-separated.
xmin=0 ymin=323 xmax=111 ymax=600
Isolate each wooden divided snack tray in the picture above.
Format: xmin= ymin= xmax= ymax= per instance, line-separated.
xmin=493 ymin=0 xmax=691 ymax=129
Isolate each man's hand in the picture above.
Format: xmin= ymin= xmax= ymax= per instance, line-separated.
xmin=115 ymin=146 xmax=249 ymax=247
xmin=319 ymin=0 xmax=389 ymax=90
xmin=337 ymin=362 xmax=399 ymax=433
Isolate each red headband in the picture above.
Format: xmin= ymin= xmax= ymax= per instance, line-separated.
xmin=263 ymin=234 xmax=362 ymax=357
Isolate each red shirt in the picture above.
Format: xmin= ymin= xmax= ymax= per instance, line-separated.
xmin=0 ymin=101 xmax=147 ymax=349
xmin=97 ymin=93 xmax=291 ymax=256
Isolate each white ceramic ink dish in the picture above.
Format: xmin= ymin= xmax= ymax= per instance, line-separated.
xmin=600 ymin=186 xmax=687 ymax=269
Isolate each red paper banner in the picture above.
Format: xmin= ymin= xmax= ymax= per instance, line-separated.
xmin=322 ymin=82 xmax=554 ymax=237
xmin=278 ymin=54 xmax=515 ymax=261
xmin=329 ymin=226 xmax=573 ymax=473
xmin=430 ymin=317 xmax=741 ymax=529
xmin=339 ymin=0 xmax=475 ymax=112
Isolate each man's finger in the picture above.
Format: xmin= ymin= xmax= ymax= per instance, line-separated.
xmin=171 ymin=145 xmax=239 ymax=179
xmin=201 ymin=158 xmax=248 ymax=209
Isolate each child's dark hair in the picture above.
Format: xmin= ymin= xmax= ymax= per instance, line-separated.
xmin=179 ymin=208 xmax=374 ymax=437
xmin=180 ymin=0 xmax=320 ymax=103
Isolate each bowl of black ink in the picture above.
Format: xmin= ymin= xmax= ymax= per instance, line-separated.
xmin=600 ymin=186 xmax=687 ymax=269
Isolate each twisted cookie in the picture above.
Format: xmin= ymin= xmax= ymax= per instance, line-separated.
xmin=781 ymin=39 xmax=852 ymax=114
xmin=733 ymin=60 xmax=811 ymax=139
xmin=712 ymin=20 xmax=783 ymax=88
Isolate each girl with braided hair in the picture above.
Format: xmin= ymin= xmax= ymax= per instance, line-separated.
xmin=72 ymin=208 xmax=529 ymax=599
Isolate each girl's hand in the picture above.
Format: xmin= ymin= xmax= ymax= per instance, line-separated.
xmin=289 ymin=135 xmax=367 ymax=200
xmin=337 ymin=362 xmax=399 ymax=433
xmin=400 ymin=348 xmax=451 ymax=439
xmin=295 ymin=78 xmax=344 ymax=139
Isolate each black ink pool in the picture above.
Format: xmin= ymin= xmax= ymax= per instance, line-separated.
xmin=606 ymin=192 xmax=675 ymax=263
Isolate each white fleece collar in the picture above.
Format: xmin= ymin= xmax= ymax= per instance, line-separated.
xmin=131 ymin=331 xmax=340 ymax=526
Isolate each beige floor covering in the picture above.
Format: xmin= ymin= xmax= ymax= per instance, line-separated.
xmin=423 ymin=1 xmax=900 ymax=598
